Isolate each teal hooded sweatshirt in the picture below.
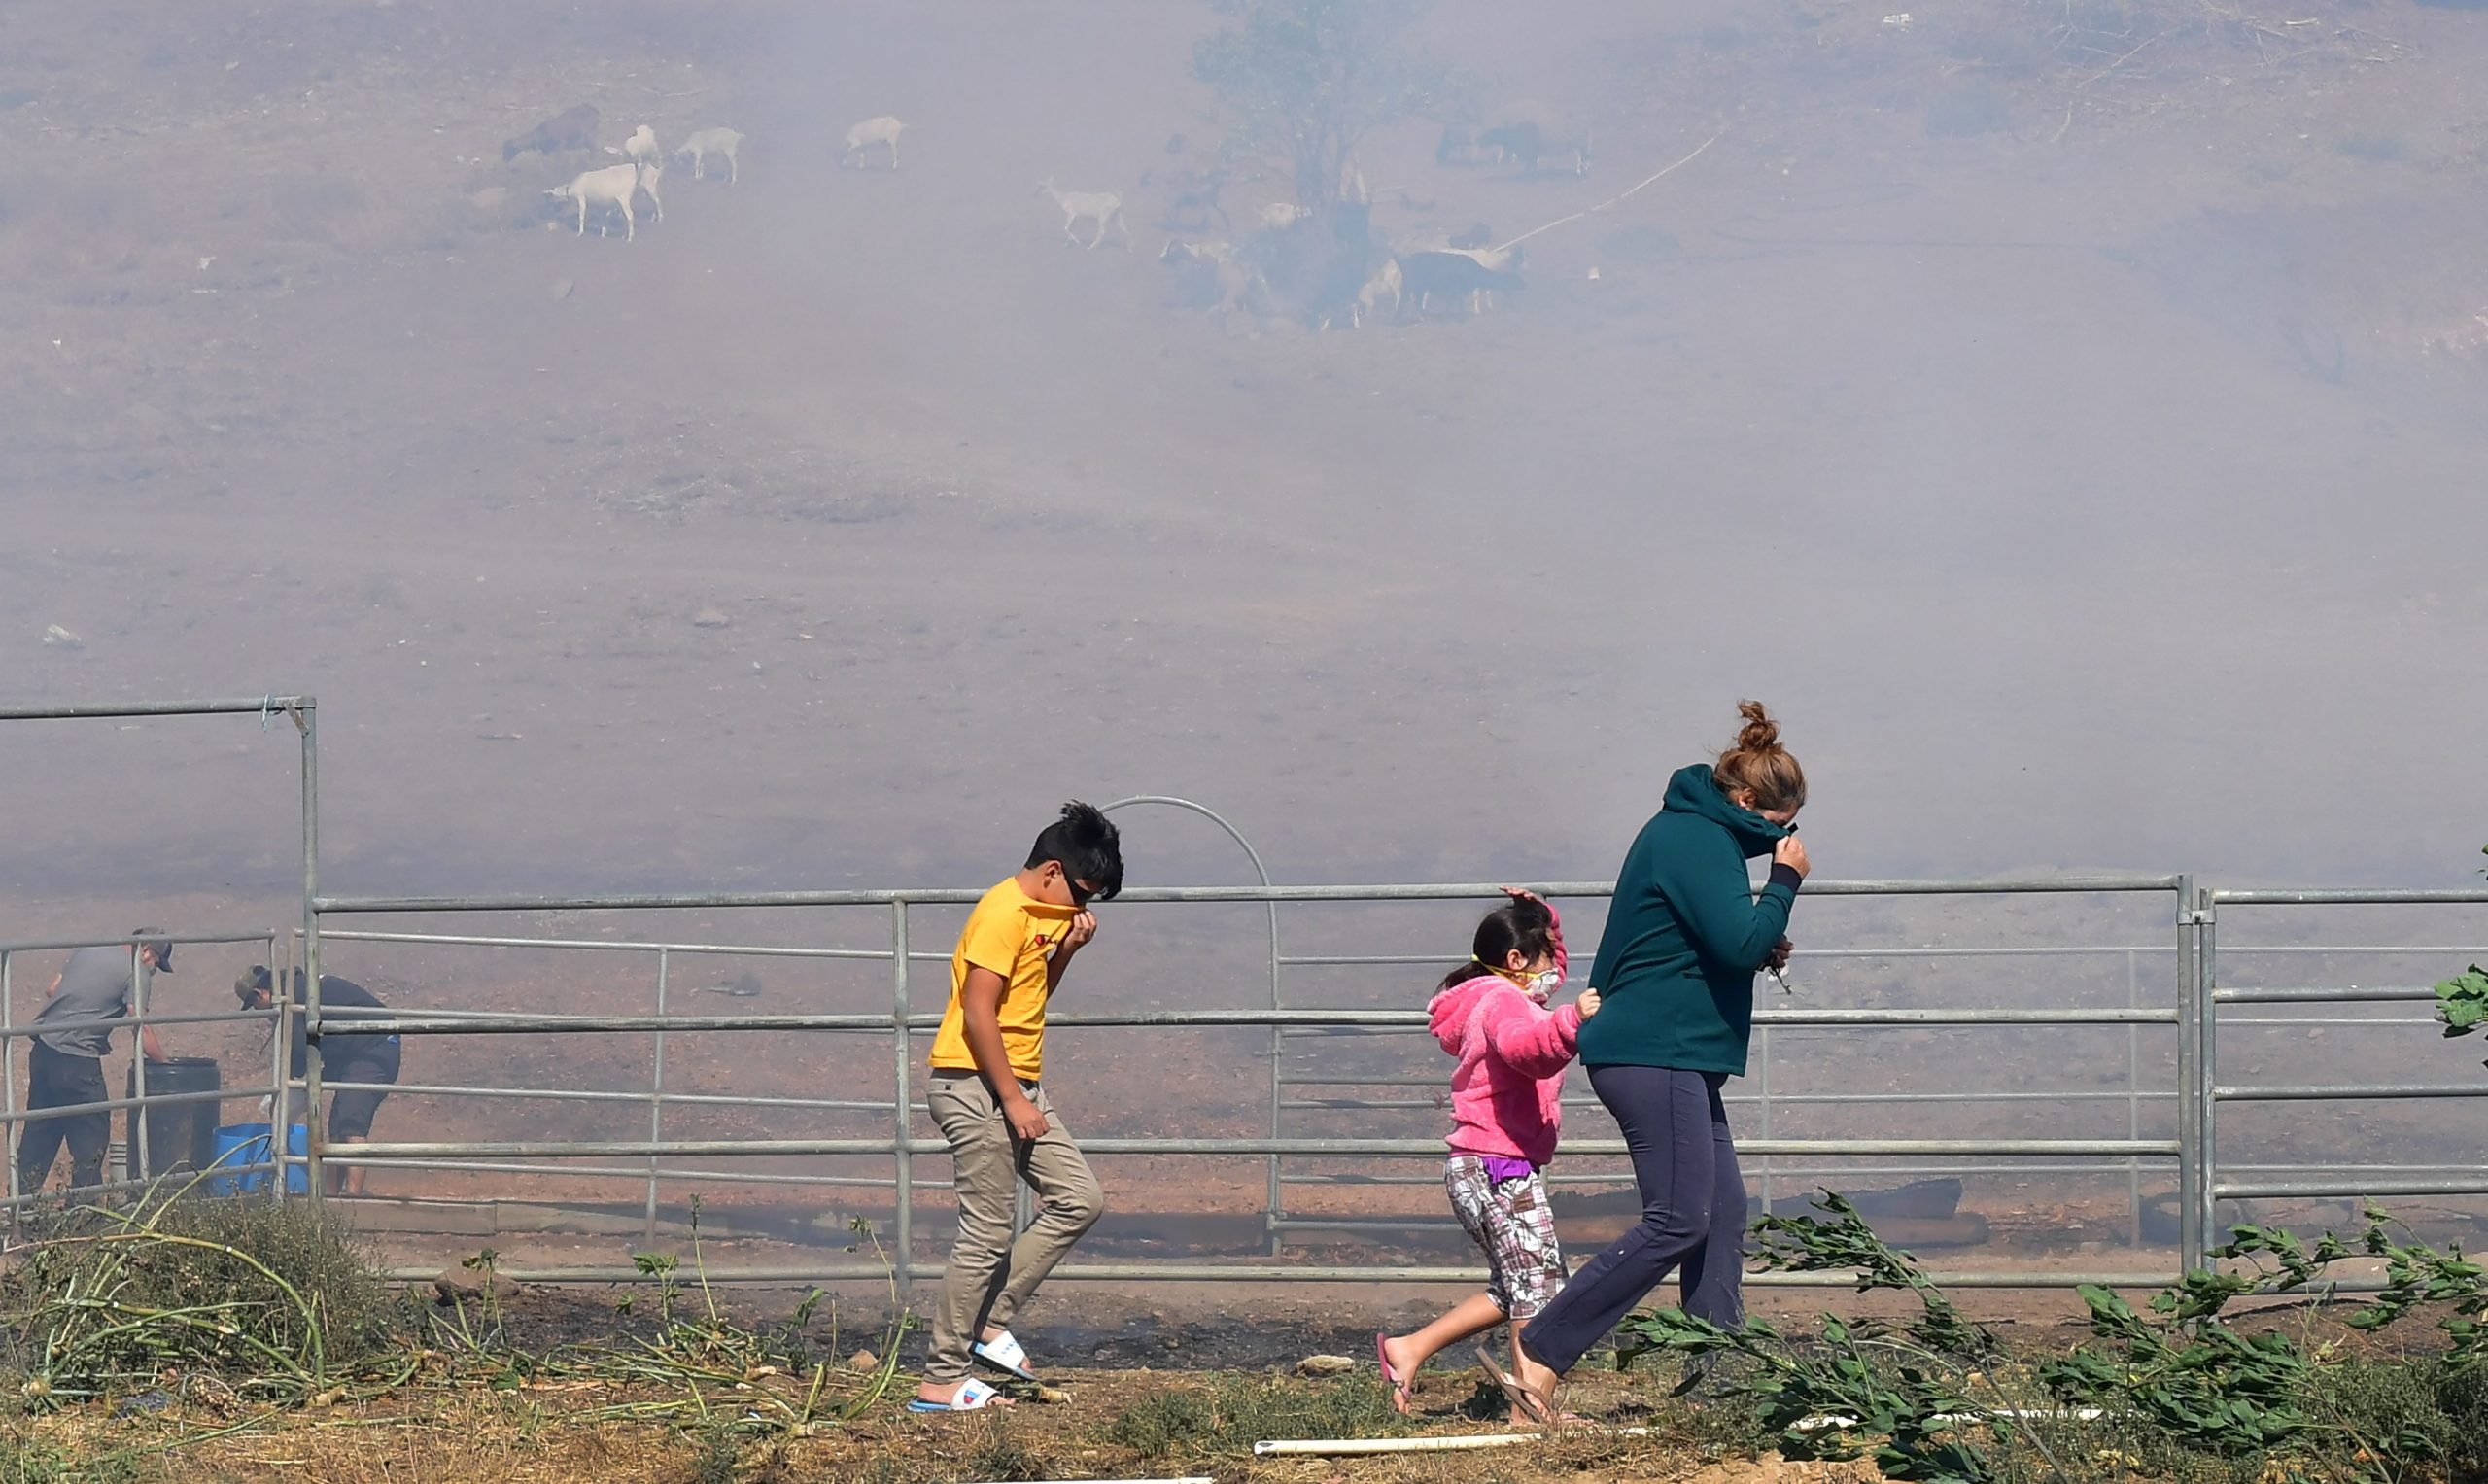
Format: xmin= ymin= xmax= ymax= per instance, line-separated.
xmin=1575 ymin=764 xmax=1799 ymax=1077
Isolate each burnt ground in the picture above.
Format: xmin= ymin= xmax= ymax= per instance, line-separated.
xmin=469 ymin=1275 xmax=2119 ymax=1375
xmin=26 ymin=1277 xmax=2463 ymax=1484
xmin=3 ymin=0 xmax=2487 ymax=1413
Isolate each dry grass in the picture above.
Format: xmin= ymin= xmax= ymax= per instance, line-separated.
xmin=1 ymin=1364 xmax=1747 ymax=1484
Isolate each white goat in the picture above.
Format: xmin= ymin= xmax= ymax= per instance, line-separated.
xmin=675 ymin=126 xmax=745 ymax=183
xmin=842 ymin=116 xmax=906 ymax=169
xmin=621 ymin=124 xmax=660 ymax=170
xmin=547 ymin=163 xmax=643 ymax=240
xmin=1161 ymin=239 xmax=1261 ymax=328
xmin=1315 ymin=258 xmax=1403 ymax=331
xmin=1038 ymin=178 xmax=1128 ymax=249
xmin=1159 ymin=236 xmax=1237 ymax=266
xmin=633 ymin=156 xmax=665 ymax=224
xmin=1336 ymin=156 xmax=1368 ymax=204
xmin=1257 ymin=200 xmax=1313 ymax=231
xmin=1353 ymin=257 xmax=1401 ymax=326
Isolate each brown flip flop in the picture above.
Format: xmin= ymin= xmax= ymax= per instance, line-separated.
xmin=1474 ymin=1345 xmax=1555 ymax=1427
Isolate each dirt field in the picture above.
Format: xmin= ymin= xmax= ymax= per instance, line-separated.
xmin=8 ymin=1277 xmax=2452 ymax=1483
xmin=6 ymin=5 xmax=2488 ymax=1473
xmin=17 ymin=1366 xmax=1849 ymax=1484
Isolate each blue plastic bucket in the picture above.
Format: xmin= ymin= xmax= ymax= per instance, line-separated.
xmin=209 ymin=1122 xmax=309 ymax=1195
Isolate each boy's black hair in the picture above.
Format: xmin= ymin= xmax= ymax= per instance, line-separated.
xmin=1024 ymin=800 xmax=1124 ymax=901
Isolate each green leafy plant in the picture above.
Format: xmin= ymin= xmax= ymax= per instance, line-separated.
xmin=1619 ymin=1195 xmax=2487 ymax=1484
xmin=2436 ymin=964 xmax=2486 ymax=1067
xmin=2434 ymin=844 xmax=2488 ymax=1067
xmin=1618 ymin=1194 xmax=2023 ymax=1484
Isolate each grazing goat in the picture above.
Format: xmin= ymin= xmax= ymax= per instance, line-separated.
xmin=633 ymin=156 xmax=665 ymax=224
xmin=1039 ymin=178 xmax=1129 ymax=249
xmin=675 ymin=126 xmax=744 ymax=183
xmin=1353 ymin=258 xmax=1401 ymax=327
xmin=504 ymin=102 xmax=601 ymax=162
xmin=1256 ymin=200 xmax=1313 ymax=231
xmin=546 ymin=163 xmax=644 ymax=240
xmin=842 ymin=116 xmax=905 ymax=169
xmin=1400 ymin=249 xmax=1522 ymax=318
xmin=620 ymin=124 xmax=660 ymax=170
xmin=1160 ymin=237 xmax=1237 ymax=267
xmin=1160 ymin=239 xmax=1261 ymax=328
xmin=1313 ymin=257 xmax=1403 ymax=331
xmin=1478 ymin=117 xmax=1592 ymax=177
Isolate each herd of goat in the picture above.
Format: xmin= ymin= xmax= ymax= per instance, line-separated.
xmin=499 ymin=101 xmax=1581 ymax=328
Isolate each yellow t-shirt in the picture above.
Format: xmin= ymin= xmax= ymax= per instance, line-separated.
xmin=929 ymin=877 xmax=1078 ymax=1084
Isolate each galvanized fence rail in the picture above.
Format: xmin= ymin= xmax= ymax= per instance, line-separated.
xmin=2 ymin=697 xmax=317 ymax=1216
xmin=291 ymin=873 xmax=2210 ymax=1288
xmin=5 ymin=697 xmax=2480 ymax=1297
xmin=2201 ymin=888 xmax=2488 ymax=1225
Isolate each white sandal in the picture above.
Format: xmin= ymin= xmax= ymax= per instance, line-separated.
xmin=972 ymin=1329 xmax=1040 ymax=1382
xmin=908 ymin=1376 xmax=1011 ymax=1412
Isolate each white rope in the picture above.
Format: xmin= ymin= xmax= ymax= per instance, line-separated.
xmin=1492 ymin=132 xmax=1723 ymax=255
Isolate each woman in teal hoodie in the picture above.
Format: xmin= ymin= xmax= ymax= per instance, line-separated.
xmin=1503 ymin=702 xmax=1811 ymax=1418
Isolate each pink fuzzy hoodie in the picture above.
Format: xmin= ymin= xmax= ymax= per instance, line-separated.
xmin=1426 ymin=907 xmax=1581 ymax=1168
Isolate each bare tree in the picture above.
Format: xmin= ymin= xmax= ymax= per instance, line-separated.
xmin=1192 ymin=0 xmax=1443 ymax=210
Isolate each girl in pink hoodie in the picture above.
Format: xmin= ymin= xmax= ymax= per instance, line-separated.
xmin=1377 ymin=888 xmax=1599 ymax=1423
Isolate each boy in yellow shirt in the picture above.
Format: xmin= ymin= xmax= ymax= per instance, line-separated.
xmin=912 ymin=802 xmax=1125 ymax=1412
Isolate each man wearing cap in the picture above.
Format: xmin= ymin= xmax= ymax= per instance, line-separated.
xmin=17 ymin=932 xmax=172 ymax=1194
xmin=235 ymin=964 xmax=400 ymax=1197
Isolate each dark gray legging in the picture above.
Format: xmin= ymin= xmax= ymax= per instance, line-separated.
xmin=1520 ymin=1063 xmax=1745 ymax=1373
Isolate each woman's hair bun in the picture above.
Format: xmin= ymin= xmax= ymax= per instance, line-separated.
xmin=1734 ymin=699 xmax=1779 ymax=753
xmin=1716 ymin=700 xmax=1804 ymax=812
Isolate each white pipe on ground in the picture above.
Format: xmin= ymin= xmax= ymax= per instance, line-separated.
xmin=1255 ymin=1411 xmax=2113 ymax=1456
xmin=1255 ymin=1431 xmax=1650 ymax=1455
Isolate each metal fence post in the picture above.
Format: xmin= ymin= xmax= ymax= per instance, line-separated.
xmin=2194 ymin=885 xmax=2219 ymax=1269
xmin=266 ymin=936 xmax=289 ymax=1202
xmin=891 ymin=899 xmax=913 ymax=1286
xmin=1755 ymin=1023 xmax=1774 ymax=1218
xmin=645 ymin=948 xmax=669 ymax=1243
xmin=1090 ymin=800 xmax=1283 ymax=1255
xmin=3 ymin=951 xmax=17 ymax=1209
xmin=129 ymin=945 xmax=152 ymax=1188
xmin=2126 ymin=948 xmax=2142 ymax=1246
xmin=2173 ymin=875 xmax=2202 ymax=1278
xmin=1266 ymin=913 xmax=1284 ymax=1258
xmin=297 ymin=701 xmax=324 ymax=1204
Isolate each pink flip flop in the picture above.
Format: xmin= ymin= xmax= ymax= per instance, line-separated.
xmin=1376 ymin=1331 xmax=1412 ymax=1414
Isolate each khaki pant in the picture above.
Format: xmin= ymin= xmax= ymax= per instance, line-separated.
xmin=922 ymin=1070 xmax=1105 ymax=1384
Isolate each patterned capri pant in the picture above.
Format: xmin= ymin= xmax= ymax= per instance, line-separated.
xmin=1444 ymin=1154 xmax=1568 ymax=1320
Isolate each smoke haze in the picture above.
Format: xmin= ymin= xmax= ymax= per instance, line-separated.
xmin=5 ymin=0 xmax=2487 ymax=906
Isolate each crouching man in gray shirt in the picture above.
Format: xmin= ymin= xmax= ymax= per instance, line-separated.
xmin=17 ymin=932 xmax=172 ymax=1194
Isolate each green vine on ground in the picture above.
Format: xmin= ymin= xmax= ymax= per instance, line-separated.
xmin=1617 ymin=1195 xmax=2486 ymax=1484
